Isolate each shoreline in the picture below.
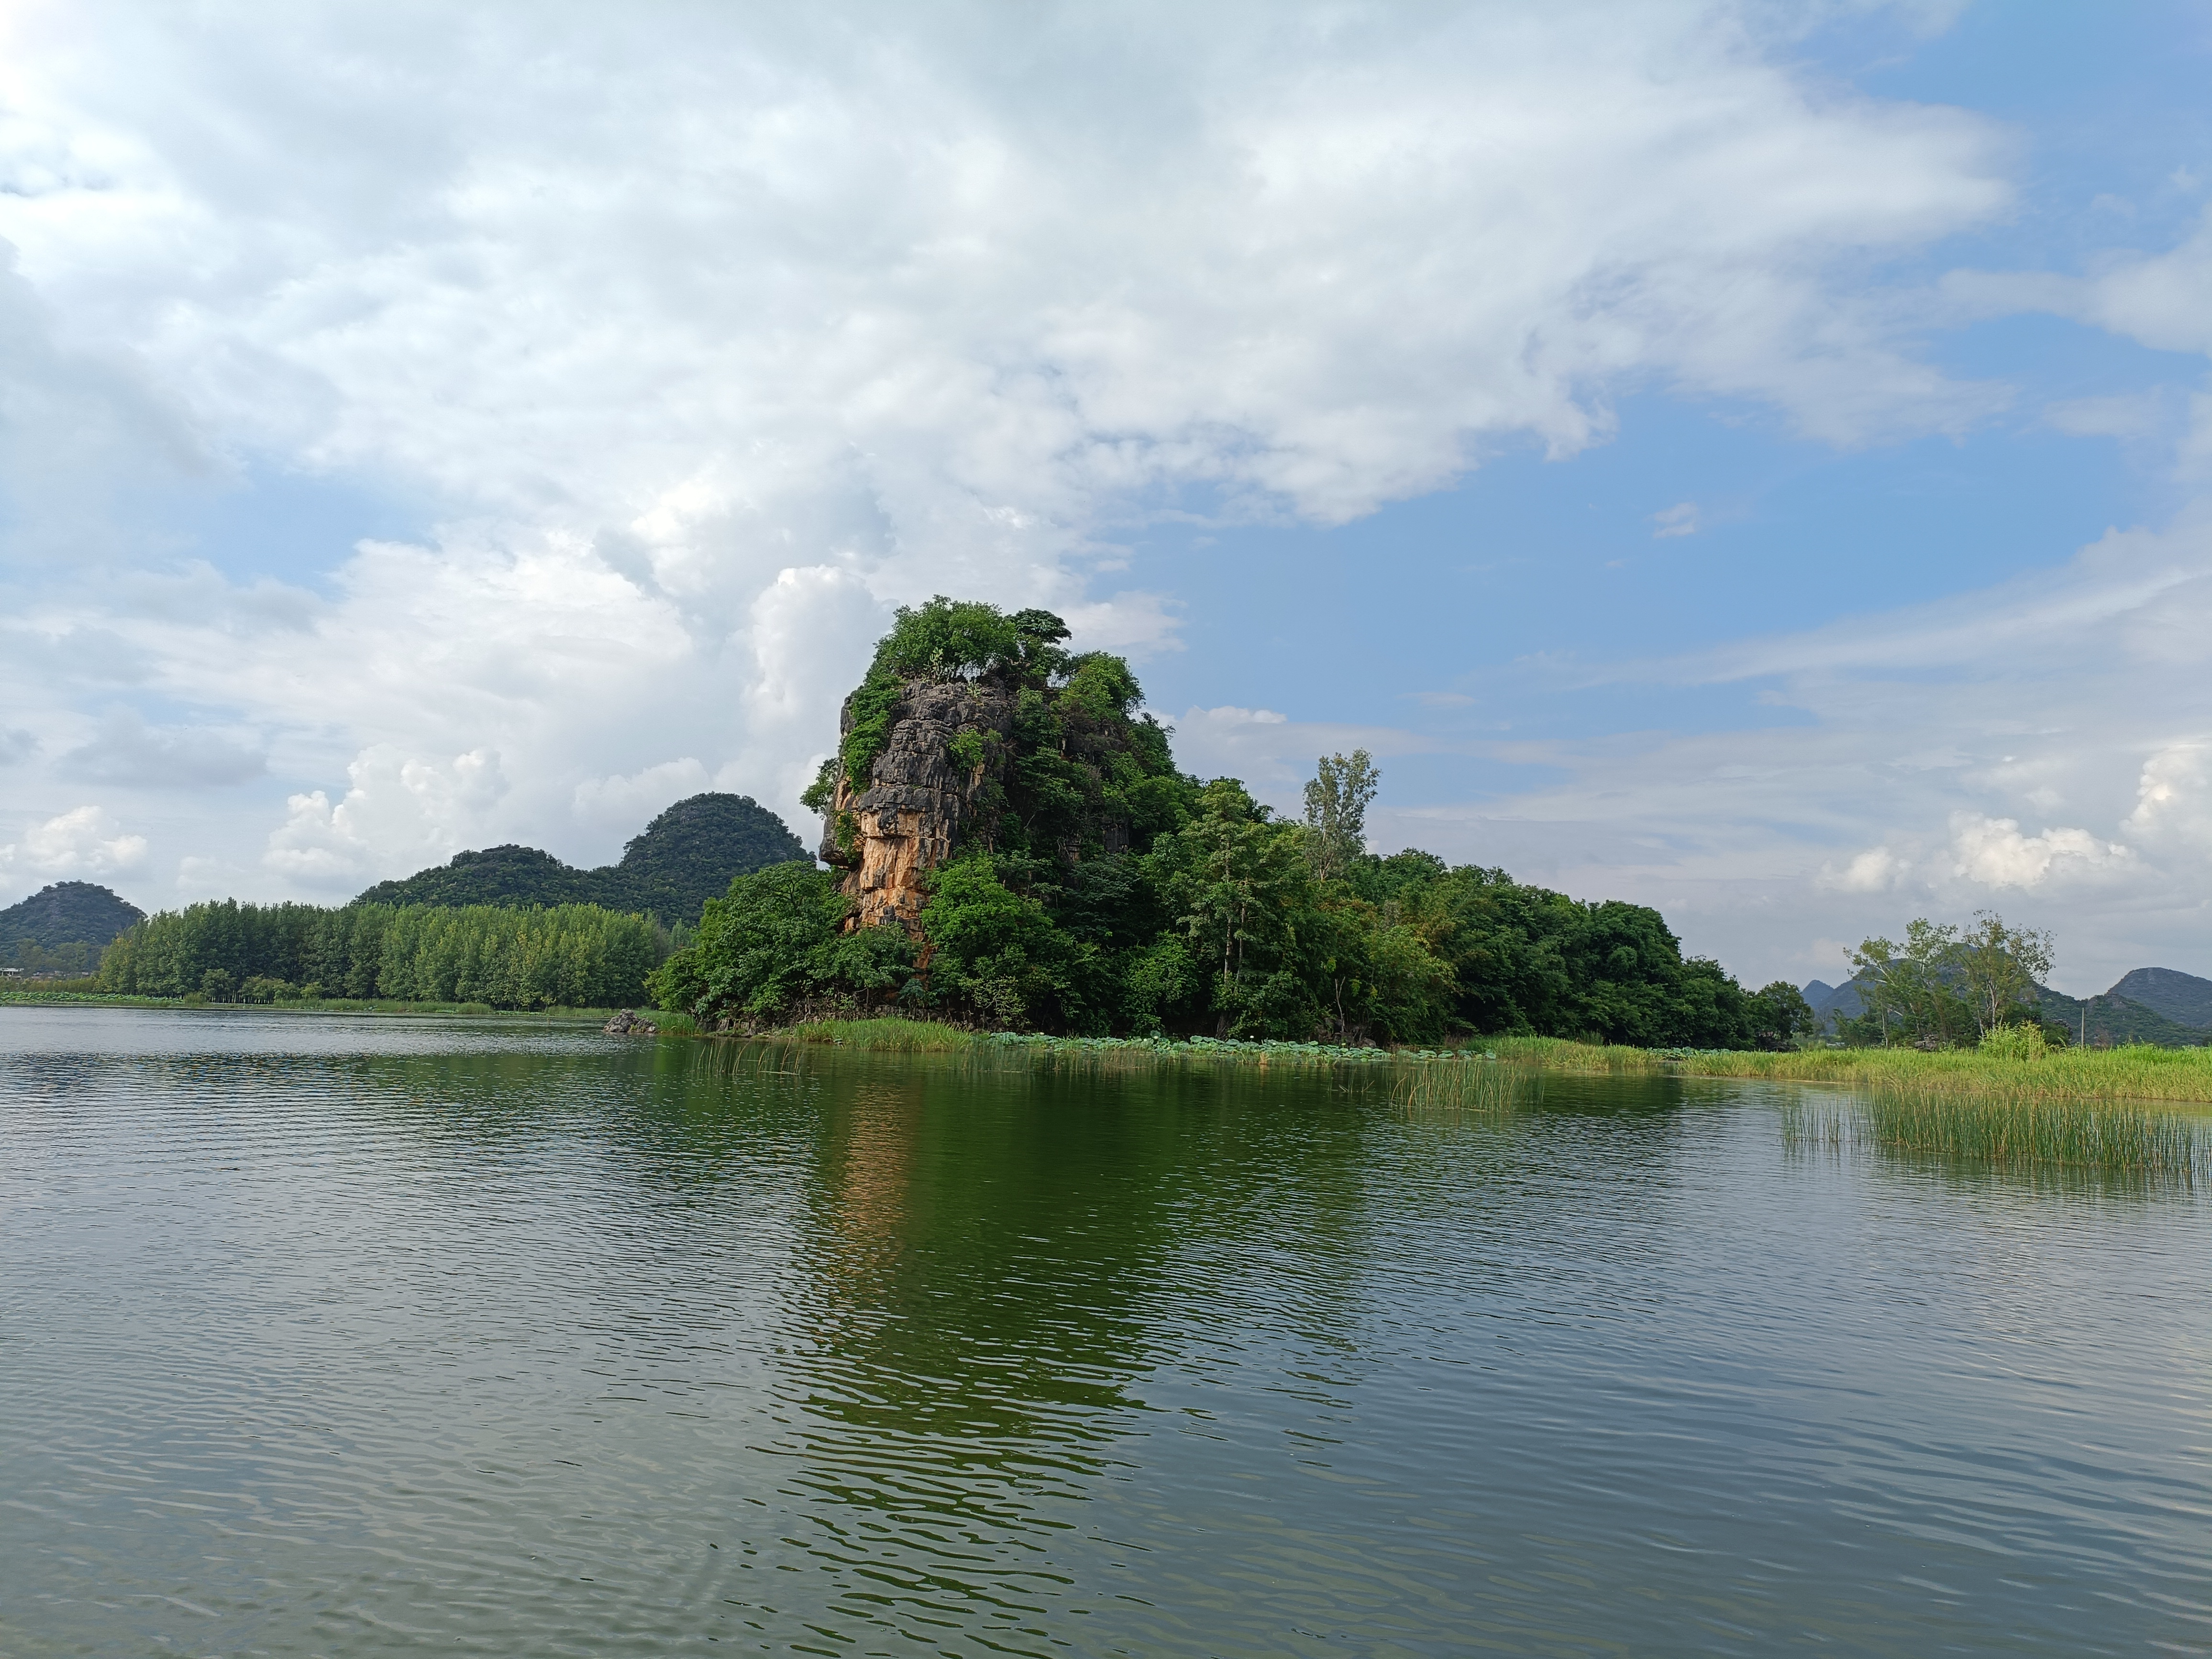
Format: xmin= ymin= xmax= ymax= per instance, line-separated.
xmin=15 ymin=994 xmax=2212 ymax=1107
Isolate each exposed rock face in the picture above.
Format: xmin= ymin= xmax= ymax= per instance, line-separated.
xmin=819 ymin=680 xmax=1014 ymax=928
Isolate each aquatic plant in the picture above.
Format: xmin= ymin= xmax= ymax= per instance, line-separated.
xmin=787 ymin=1017 xmax=977 ymax=1051
xmin=1393 ymin=1062 xmax=1545 ymax=1115
xmin=1862 ymin=1084 xmax=2199 ymax=1173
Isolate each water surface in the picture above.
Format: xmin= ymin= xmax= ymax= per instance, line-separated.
xmin=3 ymin=1005 xmax=2207 ymax=1655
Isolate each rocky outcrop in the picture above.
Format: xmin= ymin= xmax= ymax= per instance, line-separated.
xmin=819 ymin=680 xmax=1015 ymax=928
xmin=603 ymin=1008 xmax=657 ymax=1035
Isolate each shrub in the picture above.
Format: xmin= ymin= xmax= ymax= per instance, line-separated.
xmin=1979 ymin=1021 xmax=2049 ymax=1061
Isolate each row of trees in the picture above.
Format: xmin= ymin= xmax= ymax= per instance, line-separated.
xmin=96 ymin=899 xmax=667 ymax=1009
xmin=657 ymin=751 xmax=1817 ymax=1048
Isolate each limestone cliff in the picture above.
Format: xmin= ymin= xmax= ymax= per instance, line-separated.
xmin=818 ymin=679 xmax=1015 ymax=928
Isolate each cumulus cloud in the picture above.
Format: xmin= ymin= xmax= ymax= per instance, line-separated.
xmin=1819 ymin=845 xmax=1908 ymax=893
xmin=4 ymin=5 xmax=2012 ymax=527
xmin=263 ymin=746 xmax=508 ymax=889
xmin=0 ymin=804 xmax=148 ymax=880
xmin=2123 ymin=741 xmax=2212 ymax=852
xmin=1946 ymin=812 xmax=2132 ymax=889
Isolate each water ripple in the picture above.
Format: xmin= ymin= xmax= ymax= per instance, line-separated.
xmin=2 ymin=1004 xmax=2208 ymax=1655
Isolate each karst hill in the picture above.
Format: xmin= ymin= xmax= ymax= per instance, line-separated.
xmin=356 ymin=792 xmax=807 ymax=926
xmin=801 ymin=598 xmax=1189 ymax=929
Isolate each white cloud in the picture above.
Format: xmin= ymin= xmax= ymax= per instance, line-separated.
xmin=0 ymin=4 xmax=2011 ymax=553
xmin=262 ymin=745 xmax=508 ymax=889
xmin=1819 ymin=845 xmax=1908 ymax=893
xmin=0 ymin=804 xmax=148 ymax=881
xmin=2123 ymin=740 xmax=2212 ymax=852
xmin=2043 ymin=390 xmax=2168 ymax=441
xmin=1651 ymin=502 xmax=1700 ymax=539
xmin=2073 ymin=207 xmax=2212 ymax=357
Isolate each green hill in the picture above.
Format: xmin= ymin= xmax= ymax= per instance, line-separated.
xmin=355 ymin=793 xmax=808 ymax=926
xmin=0 ymin=880 xmax=144 ymax=948
xmin=0 ymin=881 xmax=146 ymax=975
xmin=2101 ymin=966 xmax=2212 ymax=1029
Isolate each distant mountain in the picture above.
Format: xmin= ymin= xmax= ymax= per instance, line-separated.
xmin=0 ymin=881 xmax=144 ymax=950
xmin=1802 ymin=978 xmax=1863 ymax=1023
xmin=2100 ymin=966 xmax=2212 ymax=1029
xmin=2035 ymin=982 xmax=2210 ymax=1047
xmin=1801 ymin=967 xmax=2212 ymax=1047
xmin=355 ymin=793 xmax=809 ymax=926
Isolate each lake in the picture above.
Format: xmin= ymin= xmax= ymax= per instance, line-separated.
xmin=3 ymin=1005 xmax=2207 ymax=1656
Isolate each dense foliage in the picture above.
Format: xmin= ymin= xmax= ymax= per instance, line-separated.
xmin=98 ymin=898 xmax=664 ymax=1008
xmin=655 ymin=793 xmax=1802 ymax=1045
xmin=356 ymin=793 xmax=807 ymax=925
xmin=800 ymin=599 xmax=1192 ymax=867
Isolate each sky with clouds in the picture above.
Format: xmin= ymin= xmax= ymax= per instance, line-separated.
xmin=3 ymin=0 xmax=2210 ymax=995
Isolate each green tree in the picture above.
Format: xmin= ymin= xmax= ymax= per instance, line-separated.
xmin=1953 ymin=910 xmax=2055 ymax=1037
xmin=917 ymin=853 xmax=1080 ymax=1029
xmin=1303 ymin=749 xmax=1379 ymax=882
xmin=1145 ymin=780 xmax=1316 ymax=1037
xmin=1847 ymin=920 xmax=1976 ymax=1047
xmin=1747 ymin=981 xmax=1817 ymax=1047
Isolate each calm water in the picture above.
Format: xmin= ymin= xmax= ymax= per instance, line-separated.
xmin=3 ymin=1007 xmax=2208 ymax=1657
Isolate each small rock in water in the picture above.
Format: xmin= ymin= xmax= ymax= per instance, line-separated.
xmin=603 ymin=1009 xmax=657 ymax=1035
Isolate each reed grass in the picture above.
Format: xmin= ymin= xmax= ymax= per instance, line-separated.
xmin=1864 ymin=1087 xmax=2196 ymax=1172
xmin=1460 ymin=1036 xmax=2212 ymax=1106
xmin=1393 ymin=1062 xmax=1546 ymax=1115
xmin=745 ymin=1019 xmax=2212 ymax=1109
xmin=1782 ymin=1087 xmax=2200 ymax=1176
xmin=1667 ymin=1042 xmax=2212 ymax=1105
xmin=785 ymin=1017 xmax=979 ymax=1051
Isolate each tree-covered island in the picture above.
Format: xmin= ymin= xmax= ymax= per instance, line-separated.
xmin=652 ymin=597 xmax=1815 ymax=1047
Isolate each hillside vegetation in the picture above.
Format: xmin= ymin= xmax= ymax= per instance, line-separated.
xmin=0 ymin=881 xmax=146 ymax=975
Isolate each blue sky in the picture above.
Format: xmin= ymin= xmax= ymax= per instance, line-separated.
xmin=4 ymin=0 xmax=2212 ymax=993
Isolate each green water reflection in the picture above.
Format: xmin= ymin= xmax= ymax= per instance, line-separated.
xmin=1 ymin=1009 xmax=2207 ymax=1656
